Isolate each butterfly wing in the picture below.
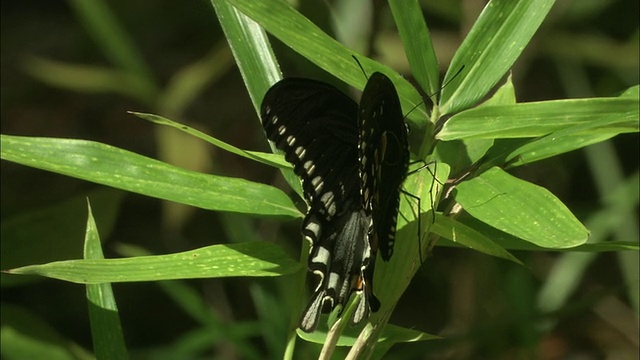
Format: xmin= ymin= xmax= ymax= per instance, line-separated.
xmin=261 ymin=78 xmax=360 ymax=218
xmin=299 ymin=209 xmax=371 ymax=332
xmin=261 ymin=78 xmax=373 ymax=332
xmin=358 ymin=72 xmax=410 ymax=262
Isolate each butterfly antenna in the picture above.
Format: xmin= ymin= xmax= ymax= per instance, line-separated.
xmin=438 ymin=65 xmax=465 ymax=96
xmin=352 ymin=55 xmax=369 ymax=81
xmin=402 ymin=65 xmax=465 ymax=121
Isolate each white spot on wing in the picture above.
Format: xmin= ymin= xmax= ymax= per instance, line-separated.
xmin=311 ymin=176 xmax=324 ymax=193
xmin=320 ymin=191 xmax=336 ymax=216
xmin=295 ymin=146 xmax=306 ymax=159
xmin=310 ymin=246 xmax=330 ymax=266
xmin=303 ymin=161 xmax=316 ymax=175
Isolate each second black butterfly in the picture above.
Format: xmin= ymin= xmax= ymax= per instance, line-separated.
xmin=260 ymin=71 xmax=409 ymax=332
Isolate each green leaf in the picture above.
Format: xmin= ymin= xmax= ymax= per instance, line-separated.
xmin=1 ymin=189 xmax=123 ymax=288
xmin=505 ymin=118 xmax=629 ymax=167
xmin=454 ymin=167 xmax=589 ymax=248
xmin=388 ymin=0 xmax=439 ymax=95
xmin=131 ymin=112 xmax=289 ymax=169
xmin=453 ymin=214 xmax=638 ymax=252
xmin=6 ymin=242 xmax=301 ymax=284
xmin=431 ymin=215 xmax=522 ymax=264
xmin=211 ymin=0 xmax=282 ymax=111
xmin=83 ymin=202 xmax=128 ymax=360
xmin=440 ymin=0 xmax=555 ymax=114
xmin=481 ymin=74 xmax=517 ymax=107
xmin=437 ymin=97 xmax=639 ymax=140
xmin=620 ymin=84 xmax=639 ymax=98
xmin=212 ymin=0 xmax=303 ymax=198
xmin=0 ymin=135 xmax=300 ymax=218
xmin=226 ymin=0 xmax=427 ymax=127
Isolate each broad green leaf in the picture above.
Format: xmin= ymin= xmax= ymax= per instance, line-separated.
xmin=226 ymin=0 xmax=427 ymax=126
xmin=389 ymin=0 xmax=439 ymax=95
xmin=454 ymin=167 xmax=589 ymax=248
xmin=0 ymin=135 xmax=300 ymax=218
xmin=440 ymin=0 xmax=555 ymax=114
xmin=83 ymin=203 xmax=128 ymax=360
xmin=431 ymin=214 xmax=522 ymax=264
xmin=437 ymin=97 xmax=639 ymax=140
xmin=6 ymin=242 xmax=301 ymax=284
xmin=131 ymin=112 xmax=289 ymax=169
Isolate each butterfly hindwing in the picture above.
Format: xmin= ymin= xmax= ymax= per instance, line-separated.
xmin=299 ymin=209 xmax=371 ymax=332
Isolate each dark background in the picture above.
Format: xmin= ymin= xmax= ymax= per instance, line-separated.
xmin=1 ymin=1 xmax=638 ymax=359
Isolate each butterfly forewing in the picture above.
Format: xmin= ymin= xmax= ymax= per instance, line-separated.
xmin=261 ymin=79 xmax=360 ymax=219
xmin=358 ymin=72 xmax=410 ymax=261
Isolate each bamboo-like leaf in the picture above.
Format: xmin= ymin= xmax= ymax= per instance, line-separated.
xmin=454 ymin=167 xmax=589 ymax=248
xmin=211 ymin=0 xmax=282 ymax=111
xmin=430 ymin=214 xmax=522 ymax=264
xmin=388 ymin=0 xmax=439 ymax=95
xmin=438 ymin=97 xmax=639 ymax=140
xmin=131 ymin=112 xmax=289 ymax=168
xmin=506 ymin=119 xmax=626 ymax=167
xmin=84 ymin=202 xmax=128 ymax=360
xmin=225 ymin=0 xmax=427 ymax=126
xmin=212 ymin=0 xmax=303 ymax=198
xmin=0 ymin=135 xmax=300 ymax=218
xmin=1 ymin=189 xmax=123 ymax=287
xmin=6 ymin=242 xmax=301 ymax=284
xmin=440 ymin=0 xmax=555 ymax=114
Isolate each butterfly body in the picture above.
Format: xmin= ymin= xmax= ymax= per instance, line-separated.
xmin=261 ymin=72 xmax=408 ymax=332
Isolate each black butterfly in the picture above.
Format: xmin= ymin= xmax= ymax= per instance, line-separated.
xmin=260 ymin=72 xmax=409 ymax=332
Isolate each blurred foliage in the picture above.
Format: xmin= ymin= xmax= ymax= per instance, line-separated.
xmin=1 ymin=0 xmax=638 ymax=359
